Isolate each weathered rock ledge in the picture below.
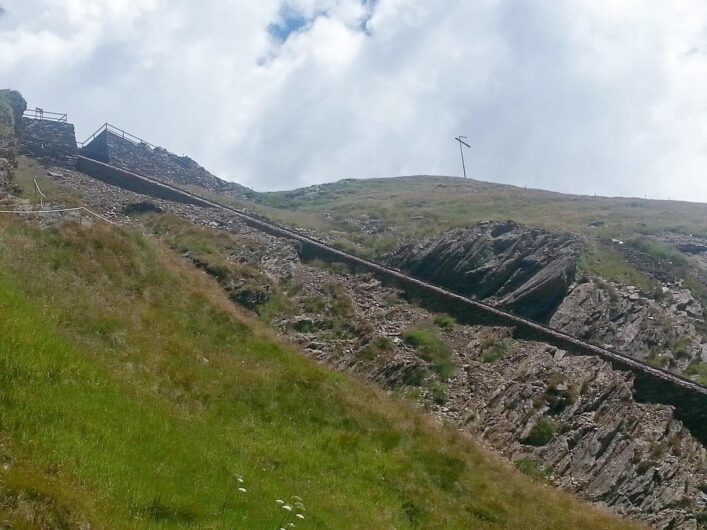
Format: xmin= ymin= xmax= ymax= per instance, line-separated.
xmin=388 ymin=221 xmax=580 ymax=321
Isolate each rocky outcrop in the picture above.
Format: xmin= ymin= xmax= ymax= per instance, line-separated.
xmin=460 ymin=343 xmax=707 ymax=529
xmin=388 ymin=221 xmax=580 ymax=321
xmin=550 ymin=279 xmax=705 ymax=372
xmin=0 ymin=90 xmax=26 ymax=189
xmin=0 ymin=89 xmax=27 ymax=131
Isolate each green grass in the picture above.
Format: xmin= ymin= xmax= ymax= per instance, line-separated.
xmin=628 ymin=239 xmax=689 ymax=266
xmin=686 ymin=363 xmax=707 ymax=386
xmin=12 ymin=157 xmax=84 ymax=205
xmin=141 ymin=212 xmax=274 ymax=311
xmin=402 ymin=326 xmax=455 ymax=379
xmin=522 ymin=420 xmax=558 ymax=447
xmin=514 ymin=459 xmax=550 ymax=482
xmin=255 ymin=176 xmax=707 ymax=255
xmin=433 ymin=314 xmax=456 ymax=330
xmin=480 ymin=338 xmax=514 ymax=364
xmin=0 ymin=216 xmax=639 ymax=529
xmin=577 ymin=243 xmax=655 ymax=291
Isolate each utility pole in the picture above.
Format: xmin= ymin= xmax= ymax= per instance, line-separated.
xmin=454 ymin=136 xmax=470 ymax=179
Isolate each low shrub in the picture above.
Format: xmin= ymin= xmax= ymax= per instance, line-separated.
xmin=522 ymin=419 xmax=557 ymax=447
xmin=403 ymin=327 xmax=454 ymax=379
xmin=433 ymin=315 xmax=456 ymax=330
xmin=481 ymin=338 xmax=513 ymax=363
xmin=514 ymin=458 xmax=550 ymax=482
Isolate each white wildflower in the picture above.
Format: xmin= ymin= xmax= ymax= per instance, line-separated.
xmin=296 ymin=513 xmax=305 ymax=520
xmin=283 ymin=505 xmax=293 ymax=512
xmin=238 ymin=487 xmax=247 ymax=493
xmin=276 ymin=499 xmax=285 ymax=505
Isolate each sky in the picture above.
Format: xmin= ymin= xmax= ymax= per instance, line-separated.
xmin=1 ymin=1 xmax=707 ymax=201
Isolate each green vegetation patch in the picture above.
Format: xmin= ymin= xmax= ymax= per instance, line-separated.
xmin=686 ymin=362 xmax=707 ymax=386
xmin=578 ymin=243 xmax=655 ymax=291
xmin=481 ymin=337 xmax=514 ymax=363
xmin=514 ymin=458 xmax=550 ymax=482
xmin=628 ymin=238 xmax=688 ymax=266
xmin=403 ymin=326 xmax=455 ymax=379
xmin=433 ymin=314 xmax=456 ymax=330
xmin=522 ymin=419 xmax=558 ymax=447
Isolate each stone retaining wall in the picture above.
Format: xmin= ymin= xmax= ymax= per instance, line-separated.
xmin=19 ymin=118 xmax=77 ymax=168
xmin=81 ymin=130 xmax=253 ymax=198
xmin=76 ymin=157 xmax=212 ymax=207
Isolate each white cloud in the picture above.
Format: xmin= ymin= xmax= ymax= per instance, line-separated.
xmin=2 ymin=0 xmax=707 ymax=201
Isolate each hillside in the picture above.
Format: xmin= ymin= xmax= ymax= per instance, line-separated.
xmin=3 ymin=89 xmax=705 ymax=527
xmin=0 ymin=94 xmax=645 ymax=529
xmin=9 ymin=156 xmax=704 ymax=528
xmin=255 ymin=177 xmax=707 ymax=383
xmin=0 ymin=206 xmax=647 ymax=529
xmin=257 ymin=176 xmax=707 ymax=245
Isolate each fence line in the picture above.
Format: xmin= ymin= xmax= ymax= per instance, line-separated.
xmin=0 ymin=206 xmax=119 ymax=226
xmin=33 ymin=179 xmax=46 ymax=207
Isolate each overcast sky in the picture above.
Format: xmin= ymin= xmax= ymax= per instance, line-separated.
xmin=2 ymin=1 xmax=707 ymax=200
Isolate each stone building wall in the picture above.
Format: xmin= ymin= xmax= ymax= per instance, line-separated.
xmin=19 ymin=117 xmax=77 ymax=169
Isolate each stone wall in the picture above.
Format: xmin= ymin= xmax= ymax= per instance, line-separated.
xmin=81 ymin=130 xmax=254 ymax=199
xmin=76 ymin=156 xmax=213 ymax=207
xmin=19 ymin=117 xmax=77 ymax=169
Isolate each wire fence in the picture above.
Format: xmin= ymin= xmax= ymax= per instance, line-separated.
xmin=0 ymin=205 xmax=119 ymax=226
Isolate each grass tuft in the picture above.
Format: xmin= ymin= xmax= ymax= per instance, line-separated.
xmin=403 ymin=326 xmax=455 ymax=379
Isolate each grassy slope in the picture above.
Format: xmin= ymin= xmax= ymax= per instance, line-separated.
xmin=0 ymin=215 xmax=638 ymax=529
xmin=255 ymin=177 xmax=707 ymax=286
xmin=259 ymin=176 xmax=707 ymax=238
xmin=11 ymin=157 xmax=84 ymax=206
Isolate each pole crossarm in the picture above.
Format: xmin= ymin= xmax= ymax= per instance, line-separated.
xmin=455 ymin=136 xmax=470 ymax=179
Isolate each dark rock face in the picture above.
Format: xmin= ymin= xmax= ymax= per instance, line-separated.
xmin=388 ymin=221 xmax=580 ymax=321
xmin=81 ymin=130 xmax=255 ymax=200
xmin=19 ymin=118 xmax=77 ymax=168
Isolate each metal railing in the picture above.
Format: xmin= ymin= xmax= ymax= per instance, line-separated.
xmin=78 ymin=123 xmax=157 ymax=149
xmin=23 ymin=107 xmax=68 ymax=122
